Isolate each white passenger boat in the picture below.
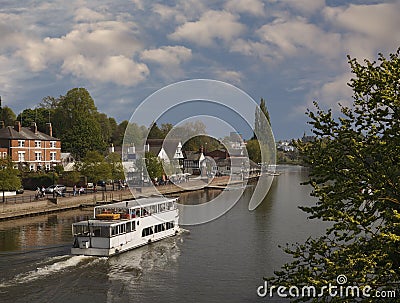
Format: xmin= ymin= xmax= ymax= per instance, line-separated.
xmin=71 ymin=196 xmax=179 ymax=257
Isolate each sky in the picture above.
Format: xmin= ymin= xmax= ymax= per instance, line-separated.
xmin=0 ymin=0 xmax=399 ymax=140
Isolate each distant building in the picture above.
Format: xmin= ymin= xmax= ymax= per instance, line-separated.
xmin=277 ymin=140 xmax=296 ymax=152
xmin=0 ymin=121 xmax=61 ymax=171
xmin=61 ymin=152 xmax=75 ymax=171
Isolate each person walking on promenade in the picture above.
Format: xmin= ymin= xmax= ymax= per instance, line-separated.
xmin=73 ymin=185 xmax=77 ymax=196
xmin=41 ymin=186 xmax=46 ymax=198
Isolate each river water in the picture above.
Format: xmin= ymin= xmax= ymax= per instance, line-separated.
xmin=0 ymin=165 xmax=327 ymax=303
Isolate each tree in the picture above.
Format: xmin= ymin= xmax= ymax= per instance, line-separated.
xmin=267 ymin=49 xmax=400 ymax=301
xmin=96 ymin=112 xmax=112 ymax=145
xmin=253 ymin=97 xmax=270 ymax=142
xmin=144 ymin=152 xmax=164 ymax=181
xmin=52 ymin=88 xmax=106 ymax=159
xmin=0 ymin=106 xmax=16 ymax=126
xmin=0 ymin=157 xmax=21 ymax=202
xmin=76 ymin=151 xmax=112 ymax=183
xmin=106 ymin=152 xmax=125 ymax=181
xmin=246 ymin=139 xmax=261 ymax=164
xmin=17 ymin=108 xmax=51 ymax=132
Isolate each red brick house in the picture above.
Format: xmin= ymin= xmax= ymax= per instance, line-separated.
xmin=0 ymin=121 xmax=61 ymax=171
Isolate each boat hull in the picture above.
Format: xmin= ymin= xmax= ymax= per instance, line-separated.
xmin=71 ymin=226 xmax=179 ymax=257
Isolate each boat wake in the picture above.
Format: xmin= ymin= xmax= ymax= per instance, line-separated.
xmin=0 ymin=255 xmax=104 ymax=288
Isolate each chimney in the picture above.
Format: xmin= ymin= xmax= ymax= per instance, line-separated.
xmin=0 ymin=121 xmax=4 ymax=129
xmin=14 ymin=121 xmax=21 ymax=132
xmin=30 ymin=122 xmax=38 ymax=134
xmin=46 ymin=122 xmax=53 ymax=137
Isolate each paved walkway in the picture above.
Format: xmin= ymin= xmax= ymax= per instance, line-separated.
xmin=0 ymin=176 xmax=244 ymax=221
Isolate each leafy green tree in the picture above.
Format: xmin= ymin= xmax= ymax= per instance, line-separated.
xmin=267 ymin=49 xmax=400 ymax=301
xmin=246 ymin=139 xmax=261 ymax=164
xmin=112 ymin=120 xmax=128 ymax=146
xmin=144 ymin=152 xmax=164 ymax=181
xmin=148 ymin=122 xmax=164 ymax=139
xmin=96 ymin=112 xmax=112 ymax=145
xmin=76 ymin=151 xmax=112 ymax=183
xmin=0 ymin=106 xmax=16 ymax=126
xmin=106 ymin=152 xmax=125 ymax=181
xmin=0 ymin=157 xmax=21 ymax=202
xmin=53 ymin=88 xmax=106 ymax=159
xmin=17 ymin=108 xmax=51 ymax=132
xmin=253 ymin=98 xmax=270 ymax=142
xmin=183 ymin=135 xmax=222 ymax=152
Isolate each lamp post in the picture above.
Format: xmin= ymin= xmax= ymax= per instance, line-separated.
xmin=52 ymin=163 xmax=56 ymax=198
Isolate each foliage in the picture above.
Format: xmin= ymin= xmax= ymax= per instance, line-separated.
xmin=52 ymin=88 xmax=106 ymax=159
xmin=183 ymin=135 xmax=222 ymax=152
xmin=144 ymin=152 xmax=164 ymax=181
xmin=267 ymin=49 xmax=400 ymax=301
xmin=106 ymin=152 xmax=125 ymax=181
xmin=254 ymin=98 xmax=271 ymax=142
xmin=76 ymin=151 xmax=112 ymax=183
xmin=17 ymin=108 xmax=51 ymax=133
xmin=21 ymin=172 xmax=55 ymax=190
xmin=0 ymin=157 xmax=21 ymax=191
xmin=0 ymin=106 xmax=17 ymax=127
xmin=245 ymin=139 xmax=261 ymax=164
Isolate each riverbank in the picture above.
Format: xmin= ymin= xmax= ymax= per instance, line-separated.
xmin=0 ymin=176 xmax=250 ymax=221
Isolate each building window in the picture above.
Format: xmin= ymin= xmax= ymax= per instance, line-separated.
xmin=50 ymin=152 xmax=56 ymax=161
xmin=18 ymin=151 xmax=25 ymax=162
xmin=30 ymin=164 xmax=35 ymax=171
xmin=35 ymin=152 xmax=41 ymax=161
xmin=18 ymin=140 xmax=25 ymax=147
xmin=50 ymin=141 xmax=56 ymax=148
xmin=35 ymin=141 xmax=41 ymax=148
xmin=45 ymin=164 xmax=51 ymax=171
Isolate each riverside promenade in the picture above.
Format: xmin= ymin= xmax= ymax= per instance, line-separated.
xmin=0 ymin=176 xmax=245 ymax=221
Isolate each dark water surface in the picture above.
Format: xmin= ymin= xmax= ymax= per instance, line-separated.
xmin=0 ymin=165 xmax=327 ymax=303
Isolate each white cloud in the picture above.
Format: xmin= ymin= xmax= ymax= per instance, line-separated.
xmin=16 ymin=19 xmax=148 ymax=86
xmin=141 ymin=45 xmax=192 ymax=66
xmin=214 ymin=70 xmax=243 ymax=85
xmin=256 ymin=17 xmax=342 ymax=59
xmin=131 ymin=0 xmax=145 ymax=10
xmin=225 ymin=0 xmax=265 ymax=16
xmin=61 ymin=55 xmax=149 ymax=86
xmin=141 ymin=45 xmax=192 ymax=79
xmin=74 ymin=7 xmax=107 ymax=22
xmin=169 ymin=10 xmax=246 ymax=47
xmin=323 ymin=3 xmax=400 ymax=60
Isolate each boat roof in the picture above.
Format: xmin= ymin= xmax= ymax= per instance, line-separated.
xmin=95 ymin=196 xmax=177 ymax=210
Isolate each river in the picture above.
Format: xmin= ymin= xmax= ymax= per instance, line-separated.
xmin=0 ymin=165 xmax=327 ymax=303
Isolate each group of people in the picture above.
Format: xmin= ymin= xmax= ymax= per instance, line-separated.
xmin=72 ymin=185 xmax=85 ymax=196
xmin=35 ymin=186 xmax=46 ymax=199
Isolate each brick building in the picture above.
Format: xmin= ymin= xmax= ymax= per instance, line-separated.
xmin=0 ymin=121 xmax=61 ymax=171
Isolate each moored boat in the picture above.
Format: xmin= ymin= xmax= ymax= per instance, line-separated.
xmin=71 ymin=196 xmax=179 ymax=257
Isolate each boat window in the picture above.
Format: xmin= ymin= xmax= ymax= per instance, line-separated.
xmin=111 ymin=226 xmax=116 ymax=236
xmin=131 ymin=221 xmax=136 ymax=231
xmin=150 ymin=205 xmax=157 ymax=214
xmin=159 ymin=203 xmax=166 ymax=212
xmin=167 ymin=201 xmax=174 ymax=210
xmin=73 ymin=224 xmax=89 ymax=235
xmin=143 ymin=207 xmax=151 ymax=216
xmin=155 ymin=223 xmax=165 ymax=233
xmin=92 ymin=227 xmax=101 ymax=237
xmin=166 ymin=221 xmax=175 ymax=230
xmin=141 ymin=226 xmax=154 ymax=237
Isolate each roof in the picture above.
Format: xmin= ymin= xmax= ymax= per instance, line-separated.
xmin=146 ymin=139 xmax=182 ymax=159
xmin=0 ymin=126 xmax=59 ymax=141
xmin=95 ymin=196 xmax=178 ymax=209
xmin=183 ymin=150 xmax=202 ymax=161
